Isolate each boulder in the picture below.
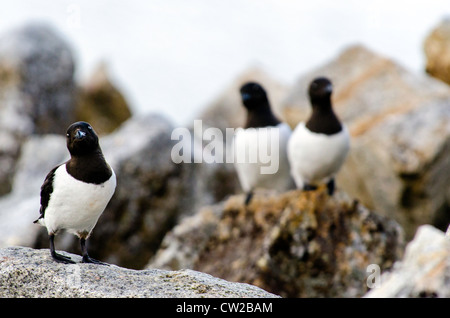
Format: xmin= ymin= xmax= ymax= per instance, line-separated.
xmin=0 ymin=22 xmax=76 ymax=195
xmin=0 ymin=22 xmax=76 ymax=135
xmin=181 ymin=161 xmax=240 ymax=218
xmin=148 ymin=188 xmax=405 ymax=297
xmin=365 ymin=224 xmax=450 ymax=298
xmin=281 ymin=45 xmax=450 ymax=238
xmin=424 ymin=17 xmax=450 ymax=85
xmin=0 ymin=246 xmax=278 ymax=298
xmin=150 ymin=202 xmax=225 ymax=270
xmin=75 ymin=62 xmax=132 ymax=135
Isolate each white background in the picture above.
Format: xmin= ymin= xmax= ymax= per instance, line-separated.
xmin=1 ymin=0 xmax=449 ymax=125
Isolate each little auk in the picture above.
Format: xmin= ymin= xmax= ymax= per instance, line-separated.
xmin=233 ymin=82 xmax=293 ymax=205
xmin=287 ymin=77 xmax=350 ymax=195
xmin=34 ymin=121 xmax=116 ymax=264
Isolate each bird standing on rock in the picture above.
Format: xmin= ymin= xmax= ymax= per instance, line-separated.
xmin=34 ymin=121 xmax=116 ymax=264
xmin=287 ymin=77 xmax=350 ymax=195
xmin=233 ymin=82 xmax=293 ymax=205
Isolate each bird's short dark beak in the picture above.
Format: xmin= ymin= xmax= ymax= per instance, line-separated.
xmin=241 ymin=92 xmax=251 ymax=101
xmin=324 ymin=83 xmax=333 ymax=94
xmin=75 ymin=130 xmax=86 ymax=139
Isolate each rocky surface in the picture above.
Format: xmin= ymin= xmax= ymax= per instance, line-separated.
xmin=424 ymin=18 xmax=450 ymax=85
xmin=75 ymin=62 xmax=132 ymax=135
xmin=0 ymin=246 xmax=278 ymax=298
xmin=0 ymin=22 xmax=76 ymax=195
xmin=149 ymin=188 xmax=405 ymax=298
xmin=281 ymin=45 xmax=450 ymax=238
xmin=365 ymin=224 xmax=450 ymax=298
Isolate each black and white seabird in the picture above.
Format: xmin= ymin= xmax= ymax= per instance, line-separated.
xmin=287 ymin=77 xmax=350 ymax=195
xmin=233 ymin=82 xmax=292 ymax=205
xmin=34 ymin=121 xmax=116 ymax=264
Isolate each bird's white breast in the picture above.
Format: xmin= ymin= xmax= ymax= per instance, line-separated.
xmin=288 ymin=122 xmax=350 ymax=188
xmin=233 ymin=123 xmax=292 ymax=192
xmin=42 ymin=164 xmax=116 ymax=236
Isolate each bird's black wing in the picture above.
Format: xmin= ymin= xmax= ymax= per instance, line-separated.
xmin=33 ymin=165 xmax=60 ymax=224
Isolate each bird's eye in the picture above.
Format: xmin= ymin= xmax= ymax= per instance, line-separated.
xmin=88 ymin=126 xmax=92 ymax=130
xmin=66 ymin=133 xmax=70 ymax=137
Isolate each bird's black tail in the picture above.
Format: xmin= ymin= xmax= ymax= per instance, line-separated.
xmin=244 ymin=191 xmax=253 ymax=206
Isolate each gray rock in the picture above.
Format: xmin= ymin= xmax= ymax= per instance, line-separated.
xmin=0 ymin=22 xmax=76 ymax=195
xmin=281 ymin=45 xmax=450 ymax=238
xmin=0 ymin=246 xmax=278 ymax=298
xmin=0 ymin=22 xmax=76 ymax=134
xmin=0 ymin=23 xmax=75 ymax=133
xmin=182 ymin=150 xmax=240 ymax=217
xmin=149 ymin=203 xmax=225 ymax=270
xmin=365 ymin=224 xmax=450 ymax=298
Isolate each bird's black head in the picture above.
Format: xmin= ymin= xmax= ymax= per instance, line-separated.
xmin=66 ymin=121 xmax=100 ymax=156
xmin=308 ymin=77 xmax=333 ymax=105
xmin=240 ymin=82 xmax=269 ymax=110
xmin=305 ymin=77 xmax=343 ymax=134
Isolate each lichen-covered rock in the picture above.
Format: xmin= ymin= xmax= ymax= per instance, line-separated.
xmin=365 ymin=225 xmax=450 ymax=298
xmin=0 ymin=247 xmax=278 ymax=298
xmin=424 ymin=18 xmax=450 ymax=85
xmin=281 ymin=45 xmax=450 ymax=238
xmin=75 ymin=62 xmax=132 ymax=135
xmin=149 ymin=188 xmax=404 ymax=297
